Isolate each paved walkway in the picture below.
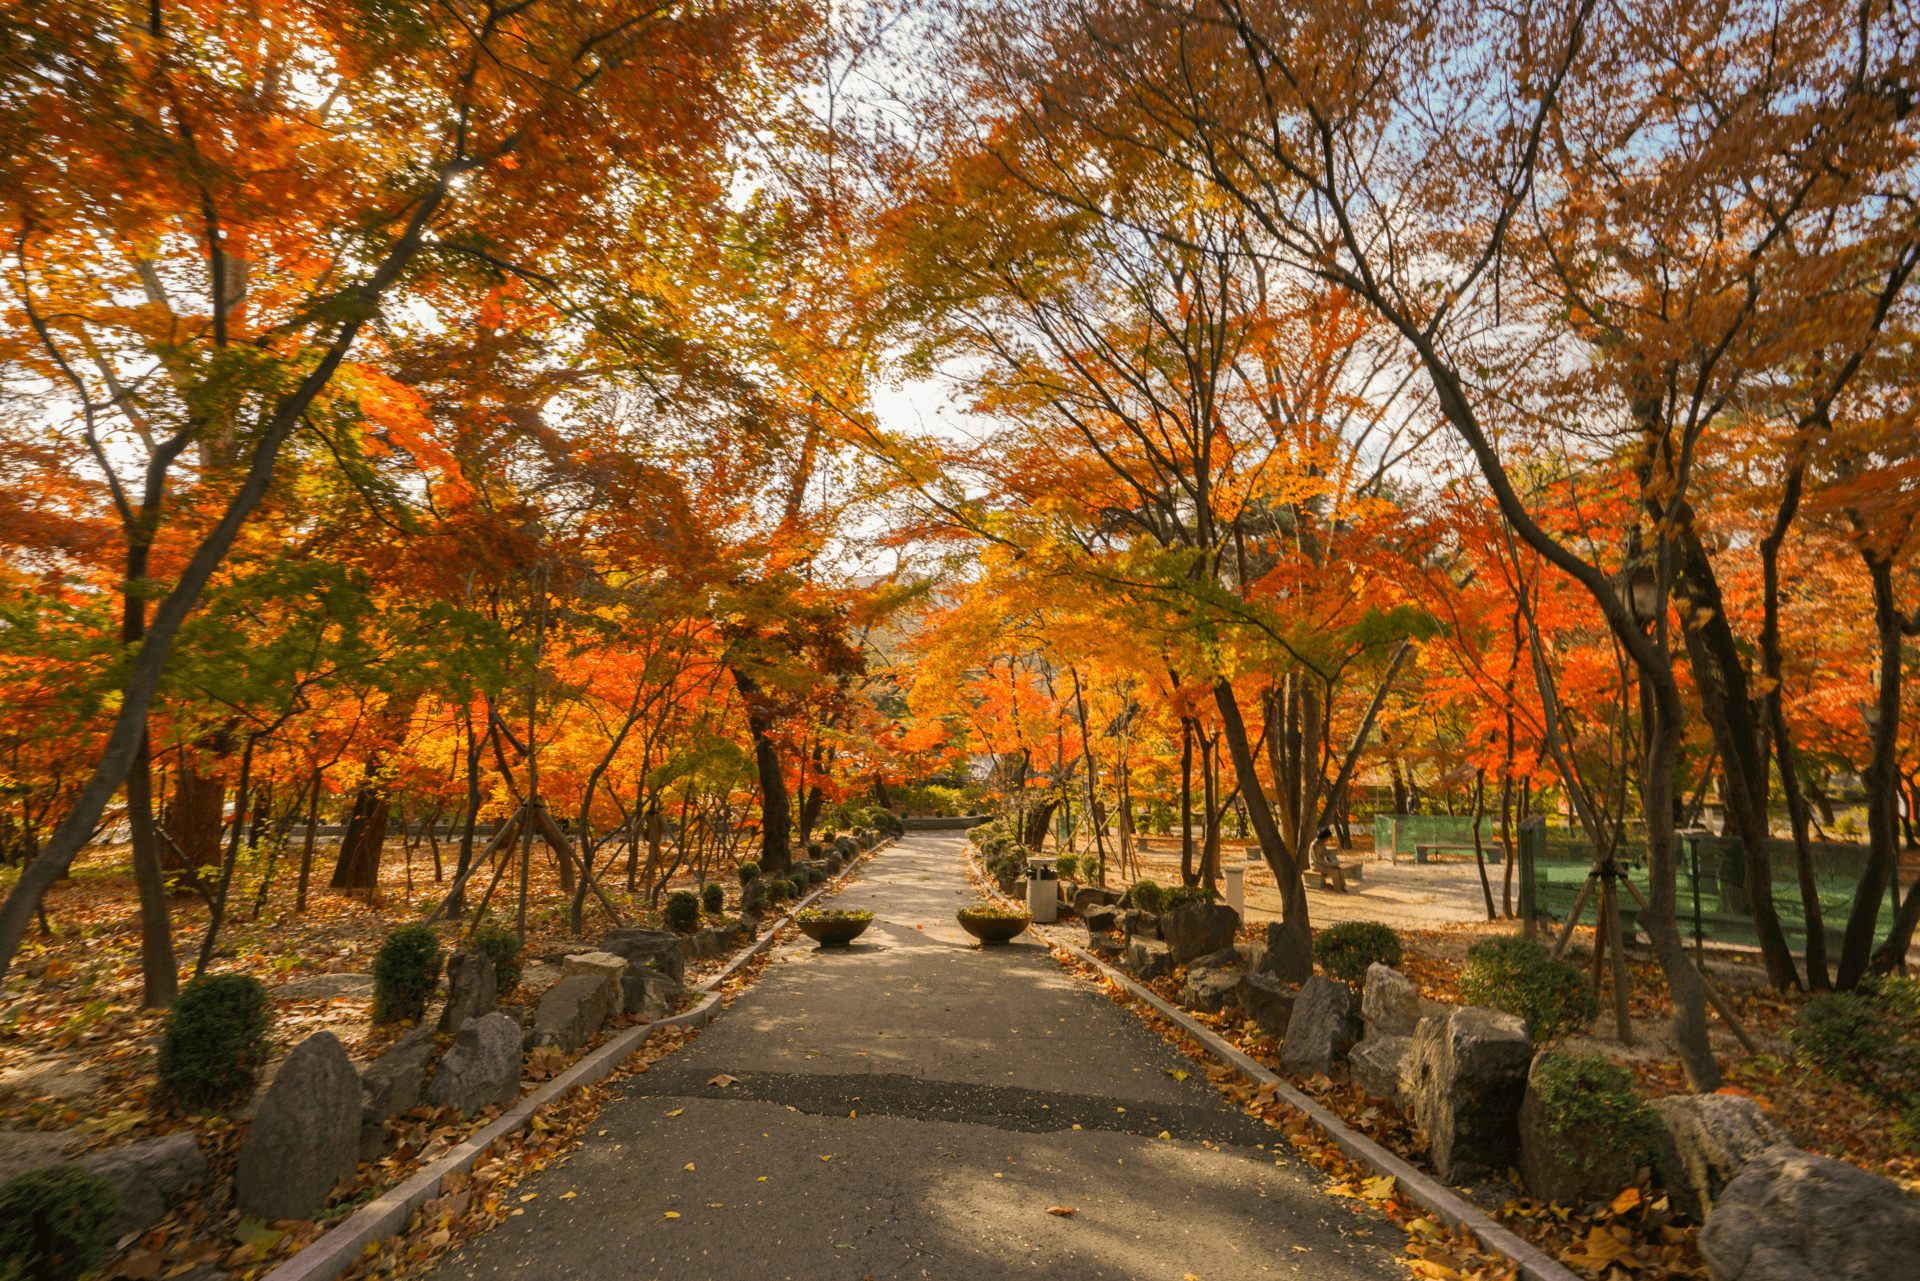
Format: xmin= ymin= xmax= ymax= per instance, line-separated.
xmin=429 ymin=836 xmax=1398 ymax=1281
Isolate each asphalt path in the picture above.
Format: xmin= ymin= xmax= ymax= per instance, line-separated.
xmin=427 ymin=835 xmax=1399 ymax=1281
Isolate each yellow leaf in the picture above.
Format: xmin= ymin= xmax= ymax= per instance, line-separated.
xmin=707 ymin=1074 xmax=738 ymax=1087
xmin=1047 ymin=1206 xmax=1075 ymax=1217
xmin=518 ymin=1194 xmax=537 ymax=1203
xmin=1609 ymin=1186 xmax=1642 ymax=1216
xmin=707 ymin=1203 xmax=723 ymax=1208
xmin=683 ymin=1163 xmax=695 ymax=1171
xmin=559 ymin=1192 xmax=577 ymax=1200
xmin=663 ymin=1211 xmax=679 ymax=1219
xmin=665 ymin=1109 xmax=685 ymax=1117
xmin=757 ymin=1177 xmax=768 ymax=1182
xmin=820 ymin=1154 xmax=833 ymax=1162
xmin=1360 ymin=1175 xmax=1397 ymax=1201
xmin=1165 ymin=1069 xmax=1189 ymax=1081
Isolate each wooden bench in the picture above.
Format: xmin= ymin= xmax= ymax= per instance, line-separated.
xmin=1305 ymin=862 xmax=1366 ymax=890
xmin=1411 ymin=843 xmax=1503 ymax=866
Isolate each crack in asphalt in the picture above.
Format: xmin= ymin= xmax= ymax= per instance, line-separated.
xmin=621 ymin=1067 xmax=1274 ymax=1146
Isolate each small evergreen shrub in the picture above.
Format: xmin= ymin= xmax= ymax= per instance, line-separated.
xmin=1532 ymin=1052 xmax=1666 ymax=1174
xmin=371 ymin=923 xmax=444 ymax=1026
xmin=1791 ymin=975 xmax=1920 ymax=1130
xmin=787 ymin=877 xmax=806 ymax=898
xmin=470 ymin=922 xmax=523 ymax=993
xmin=0 ymin=1165 xmax=118 ymax=1281
xmin=807 ymin=842 xmax=824 ymax=858
xmin=1054 ymin=854 xmax=1080 ymax=881
xmin=1461 ymin=935 xmax=1598 ymax=1045
xmin=157 ymin=973 xmax=271 ymax=1111
xmin=766 ymin=879 xmax=790 ymax=904
xmin=1129 ymin=880 xmax=1165 ymax=913
xmin=869 ymin=810 xmax=904 ymax=837
xmin=701 ymin=882 xmax=725 ymax=915
xmin=1315 ymin=921 xmax=1403 ymax=985
xmin=665 ymin=891 xmax=701 ymax=932
xmin=738 ymin=861 xmax=761 ymax=885
xmin=1159 ymin=885 xmax=1210 ymax=912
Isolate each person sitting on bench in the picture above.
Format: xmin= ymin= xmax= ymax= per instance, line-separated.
xmin=1310 ymin=825 xmax=1347 ymax=893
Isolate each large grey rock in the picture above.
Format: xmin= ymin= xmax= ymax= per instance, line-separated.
xmin=1179 ymin=967 xmax=1243 ymax=1014
xmin=436 ymin=949 xmax=498 ymax=1034
xmin=1120 ymin=909 xmax=1161 ymax=940
xmin=1257 ymin=920 xmax=1314 ymax=985
xmin=1278 ymin=975 xmax=1351 ymax=1077
xmin=1517 ymin=1052 xmax=1654 ymax=1208
xmin=601 ymin=928 xmax=687 ymax=985
xmin=423 ymin=1012 xmax=522 ymax=1113
xmin=1408 ymin=1006 xmax=1533 ymax=1184
xmin=77 ymin=1132 xmax=206 ymax=1239
xmin=235 ymin=1032 xmax=362 ymax=1221
xmin=274 ymin=973 xmax=374 ymax=1001
xmin=1088 ymin=932 xmax=1125 ymax=960
xmin=1349 ymin=1035 xmax=1413 ymax=1109
xmin=358 ymin=1024 xmax=436 ymax=1161
xmin=628 ymin=969 xmax=686 ymax=1021
xmin=1699 ymin=1144 xmax=1920 ymax=1281
xmin=1161 ymin=901 xmax=1239 ymax=965
xmin=1361 ymin=963 xmax=1421 ymax=1037
xmin=527 ymin=973 xmax=616 ymax=1054
xmin=740 ymin=876 xmax=767 ymax=914
xmin=1190 ymin=946 xmax=1243 ymax=972
xmin=1073 ymin=885 xmax=1122 ymax=914
xmin=1125 ymin=938 xmax=1174 ymax=982
xmin=1650 ymin=1093 xmax=1795 ymax=1221
xmin=1236 ymin=974 xmax=1297 ymax=1040
xmin=1084 ymin=906 xmax=1120 ymax=935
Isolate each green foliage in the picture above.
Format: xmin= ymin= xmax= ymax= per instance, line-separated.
xmin=371 ymin=924 xmax=445 ymax=1026
xmin=157 ymin=973 xmax=271 ymax=1111
xmin=808 ymin=867 xmax=825 ymax=884
xmin=1532 ymin=1052 xmax=1666 ymax=1173
xmin=1128 ymin=880 xmax=1164 ymax=913
xmin=0 ymin=1165 xmax=118 ymax=1281
xmin=766 ymin=879 xmax=791 ymax=904
xmin=1792 ymin=976 xmax=1920 ymax=1132
xmin=1053 ymin=853 xmax=1080 ymax=881
xmin=869 ymin=809 xmax=904 ymax=837
xmin=701 ymin=882 xmax=725 ymax=915
xmin=787 ymin=877 xmax=806 ymax=898
xmin=1461 ymin=936 xmax=1597 ymax=1046
xmin=1149 ymin=801 xmax=1174 ymax=836
xmin=470 ymin=922 xmax=523 ymax=994
xmin=665 ymin=891 xmax=701 ymax=932
xmin=806 ymin=842 xmax=823 ymax=858
xmin=1315 ymin=921 xmax=1403 ymax=985
xmin=1158 ymin=885 xmax=1211 ymax=912
xmin=739 ymin=861 xmax=761 ymax=885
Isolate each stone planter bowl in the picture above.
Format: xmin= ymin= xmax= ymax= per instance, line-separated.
xmin=798 ymin=916 xmax=873 ymax=948
xmin=957 ymin=911 xmax=1031 ymax=944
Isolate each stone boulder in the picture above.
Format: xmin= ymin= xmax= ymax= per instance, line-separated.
xmin=1236 ymin=974 xmax=1297 ymax=1040
xmin=1084 ymin=906 xmax=1120 ymax=935
xmin=1161 ymin=901 xmax=1239 ymax=965
xmin=76 ymin=1132 xmax=205 ymax=1239
xmin=235 ymin=1032 xmax=362 ymax=1221
xmin=358 ymin=1024 xmax=437 ymax=1161
xmin=1073 ymin=885 xmax=1123 ymax=914
xmin=1278 ymin=975 xmax=1351 ymax=1077
xmin=1180 ymin=967 xmax=1243 ymax=1014
xmin=1349 ymin=1035 xmax=1413 ymax=1109
xmin=1088 ymin=933 xmax=1125 ymax=961
xmin=1361 ymin=963 xmax=1421 ymax=1038
xmin=1240 ymin=940 xmax=1268 ymax=973
xmin=1256 ymin=919 xmax=1314 ymax=985
xmin=1408 ymin=1006 xmax=1533 ymax=1184
xmin=436 ymin=949 xmax=498 ymax=1034
xmin=740 ymin=876 xmax=767 ymax=914
xmin=1190 ymin=946 xmax=1242 ymax=972
xmin=1649 ymin=1094 xmax=1795 ymax=1221
xmin=1517 ymin=1052 xmax=1652 ymax=1208
xmin=1699 ymin=1144 xmax=1920 ymax=1281
xmin=561 ymin=950 xmax=626 ymax=986
xmin=1125 ymin=938 xmax=1174 ymax=982
xmin=601 ymin=928 xmax=687 ymax=986
xmin=423 ymin=1012 xmax=522 ymax=1113
xmin=1120 ymin=909 xmax=1161 ymax=940
xmin=527 ymin=973 xmax=617 ymax=1054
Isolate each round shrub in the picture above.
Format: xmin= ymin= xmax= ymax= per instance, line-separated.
xmin=0 ymin=1165 xmax=118 ymax=1281
xmin=1054 ymin=854 xmax=1080 ymax=881
xmin=665 ymin=890 xmax=701 ymax=933
xmin=1532 ymin=1052 xmax=1666 ymax=1176
xmin=470 ymin=921 xmax=523 ymax=993
xmin=766 ymin=879 xmax=790 ymax=904
xmin=807 ymin=842 xmax=824 ymax=858
xmin=1315 ymin=921 xmax=1404 ymax=985
xmin=157 ymin=973 xmax=271 ymax=1111
xmin=808 ymin=867 xmax=825 ymax=884
xmin=786 ymin=877 xmax=806 ymax=898
xmin=1159 ymin=885 xmax=1211 ymax=912
xmin=1461 ymin=935 xmax=1598 ymax=1046
xmin=371 ymin=923 xmax=445 ymax=1026
xmin=1791 ymin=975 xmax=1920 ymax=1121
xmin=701 ymin=882 xmax=725 ymax=915
xmin=738 ymin=861 xmax=761 ymax=885
xmin=869 ymin=810 xmax=904 ymax=837
xmin=1128 ymin=879 xmax=1165 ymax=914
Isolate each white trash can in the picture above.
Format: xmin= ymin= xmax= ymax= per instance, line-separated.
xmin=1026 ymin=856 xmax=1059 ymax=923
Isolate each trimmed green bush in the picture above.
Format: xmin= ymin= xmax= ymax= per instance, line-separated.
xmin=1054 ymin=854 xmax=1080 ymax=881
xmin=701 ymin=882 xmax=725 ymax=915
xmin=1461 ymin=936 xmax=1597 ymax=1046
xmin=157 ymin=973 xmax=271 ymax=1111
xmin=371 ymin=923 xmax=445 ymax=1026
xmin=1315 ymin=921 xmax=1403 ymax=985
xmin=1128 ymin=879 xmax=1165 ymax=913
xmin=869 ymin=810 xmax=904 ymax=837
xmin=0 ymin=1165 xmax=118 ymax=1281
xmin=665 ymin=891 xmax=701 ymax=932
xmin=1158 ymin=885 xmax=1210 ymax=912
xmin=767 ymin=879 xmax=790 ymax=903
xmin=470 ymin=922 xmax=523 ymax=993
xmin=807 ymin=841 xmax=824 ymax=858
xmin=738 ymin=861 xmax=761 ymax=885
xmin=1532 ymin=1051 xmax=1666 ymax=1173
xmin=787 ymin=877 xmax=806 ymax=898
xmin=808 ymin=867 xmax=825 ymax=884
xmin=1792 ymin=975 xmax=1920 ymax=1133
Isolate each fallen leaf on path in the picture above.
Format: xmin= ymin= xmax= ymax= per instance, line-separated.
xmin=1046 ymin=1207 xmax=1075 ymax=1217
xmin=665 ymin=1109 xmax=685 ymax=1116
xmin=683 ymin=1163 xmax=695 ymax=1170
xmin=663 ymin=1212 xmax=679 ymax=1219
xmin=1165 ymin=1069 xmax=1189 ymax=1081
xmin=708 ymin=1074 xmax=738 ymax=1087
xmin=559 ymin=1192 xmax=577 ymax=1200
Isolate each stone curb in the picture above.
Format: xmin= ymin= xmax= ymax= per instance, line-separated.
xmin=261 ymin=842 xmax=891 ymax=1281
xmin=958 ymin=844 xmax=1578 ymax=1281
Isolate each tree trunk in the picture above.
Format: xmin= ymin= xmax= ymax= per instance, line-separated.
xmin=126 ymin=734 xmax=177 ymax=1009
xmin=329 ymin=776 xmax=391 ymax=891
xmin=1837 ymin=550 xmax=1904 ymax=990
xmin=1180 ymin=717 xmax=1195 ymax=886
xmin=1212 ymin=677 xmax=1310 ymax=954
xmin=161 ymin=758 xmax=224 ymax=871
xmin=730 ymin=666 xmax=792 ymax=876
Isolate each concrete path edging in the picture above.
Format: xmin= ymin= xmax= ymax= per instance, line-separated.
xmin=260 ymin=843 xmax=891 ymax=1281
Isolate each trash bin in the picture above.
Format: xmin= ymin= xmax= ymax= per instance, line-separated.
xmin=1223 ymin=862 xmax=1245 ymax=920
xmin=1026 ymin=856 xmax=1058 ymax=923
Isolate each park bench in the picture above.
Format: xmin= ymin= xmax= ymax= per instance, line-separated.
xmin=1304 ymin=861 xmax=1365 ymax=890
